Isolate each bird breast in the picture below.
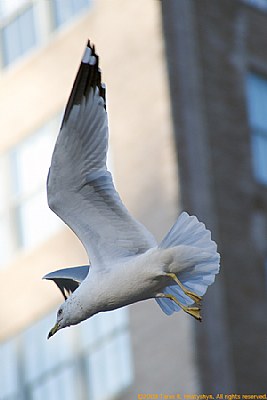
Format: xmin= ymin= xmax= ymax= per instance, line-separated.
xmin=80 ymin=248 xmax=164 ymax=313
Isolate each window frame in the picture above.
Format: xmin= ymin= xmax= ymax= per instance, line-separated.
xmin=0 ymin=1 xmax=38 ymax=68
xmin=0 ymin=115 xmax=62 ymax=268
xmin=0 ymin=0 xmax=92 ymax=70
xmin=50 ymin=0 xmax=91 ymax=30
xmin=0 ymin=308 xmax=133 ymax=400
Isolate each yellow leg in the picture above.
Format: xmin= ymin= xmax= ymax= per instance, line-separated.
xmin=166 ymin=272 xmax=202 ymax=304
xmin=157 ymin=293 xmax=202 ymax=321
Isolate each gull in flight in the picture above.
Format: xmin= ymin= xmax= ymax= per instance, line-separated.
xmin=44 ymin=40 xmax=220 ymax=339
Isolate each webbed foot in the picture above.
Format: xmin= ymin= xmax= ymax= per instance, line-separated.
xmin=156 ymin=293 xmax=202 ymax=321
xmin=166 ymin=272 xmax=202 ymax=304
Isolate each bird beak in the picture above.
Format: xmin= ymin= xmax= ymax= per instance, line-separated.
xmin=47 ymin=322 xmax=60 ymax=339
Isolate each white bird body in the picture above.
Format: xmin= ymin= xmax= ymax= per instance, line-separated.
xmin=70 ymin=249 xmax=163 ymax=316
xmin=45 ymin=41 xmax=220 ymax=338
xmin=69 ymin=243 xmax=217 ymax=320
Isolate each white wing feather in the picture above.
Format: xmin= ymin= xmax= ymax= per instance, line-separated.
xmin=47 ymin=42 xmax=156 ymax=268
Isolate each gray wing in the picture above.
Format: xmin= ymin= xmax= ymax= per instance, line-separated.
xmin=47 ymin=41 xmax=156 ymax=269
xmin=43 ymin=265 xmax=90 ymax=300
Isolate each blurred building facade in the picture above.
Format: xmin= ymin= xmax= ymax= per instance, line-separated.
xmin=0 ymin=1 xmax=199 ymax=399
xmin=1 ymin=0 xmax=266 ymax=398
xmin=162 ymin=0 xmax=267 ymax=392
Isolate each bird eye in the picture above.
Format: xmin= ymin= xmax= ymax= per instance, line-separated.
xmin=57 ymin=308 xmax=63 ymax=317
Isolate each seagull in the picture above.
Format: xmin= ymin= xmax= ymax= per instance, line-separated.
xmin=44 ymin=40 xmax=220 ymax=339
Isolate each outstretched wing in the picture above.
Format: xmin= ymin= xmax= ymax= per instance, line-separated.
xmin=47 ymin=41 xmax=156 ymax=268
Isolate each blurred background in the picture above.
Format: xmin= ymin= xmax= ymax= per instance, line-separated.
xmin=0 ymin=0 xmax=266 ymax=398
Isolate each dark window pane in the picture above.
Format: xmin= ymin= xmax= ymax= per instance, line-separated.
xmin=1 ymin=5 xmax=37 ymax=67
xmin=246 ymin=73 xmax=267 ymax=185
xmin=251 ymin=129 xmax=267 ymax=184
xmin=243 ymin=0 xmax=267 ymax=9
xmin=1 ymin=16 xmax=20 ymax=65
xmin=20 ymin=6 xmax=36 ymax=54
xmin=52 ymin=0 xmax=91 ymax=28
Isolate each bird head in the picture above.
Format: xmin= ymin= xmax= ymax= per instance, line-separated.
xmin=47 ymin=296 xmax=85 ymax=339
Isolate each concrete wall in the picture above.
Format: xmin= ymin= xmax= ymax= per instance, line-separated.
xmin=162 ymin=0 xmax=267 ymax=392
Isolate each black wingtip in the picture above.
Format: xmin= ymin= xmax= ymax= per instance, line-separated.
xmin=61 ymin=39 xmax=106 ymax=128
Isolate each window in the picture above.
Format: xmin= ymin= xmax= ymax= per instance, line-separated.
xmin=0 ymin=158 xmax=14 ymax=265
xmin=246 ymin=73 xmax=267 ymax=184
xmin=0 ymin=0 xmax=29 ymax=18
xmin=51 ymin=0 xmax=91 ymax=28
xmin=243 ymin=0 xmax=267 ymax=9
xmin=0 ymin=308 xmax=132 ymax=400
xmin=0 ymin=0 xmax=92 ymax=69
xmin=0 ymin=3 xmax=38 ymax=67
xmin=0 ymin=116 xmax=62 ymax=268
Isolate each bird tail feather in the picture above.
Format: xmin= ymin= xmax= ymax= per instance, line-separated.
xmin=156 ymin=212 xmax=220 ymax=315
